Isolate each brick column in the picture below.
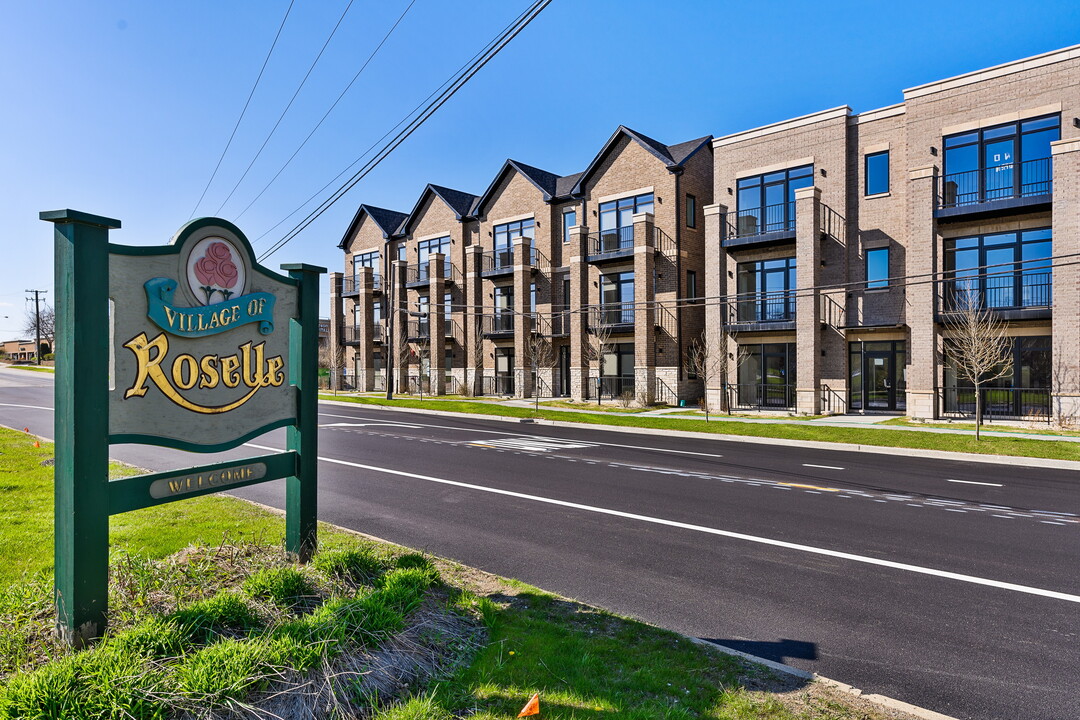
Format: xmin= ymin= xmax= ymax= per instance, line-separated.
xmin=1051 ymin=138 xmax=1080 ymax=424
xmin=356 ymin=266 xmax=376 ymax=391
xmin=390 ymin=259 xmax=409 ymax=394
xmin=794 ymin=186 xmax=822 ymax=414
xmin=328 ymin=271 xmax=344 ymax=390
xmin=513 ymin=236 xmax=534 ymax=398
xmin=427 ymin=253 xmax=446 ymax=395
xmin=907 ymin=165 xmax=939 ymax=419
xmin=568 ymin=224 xmax=590 ymax=400
xmin=466 ymin=245 xmax=484 ymax=395
xmin=633 ymin=212 xmax=656 ymax=402
xmin=704 ymin=203 xmax=726 ymax=410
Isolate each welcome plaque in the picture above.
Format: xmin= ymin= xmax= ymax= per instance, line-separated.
xmin=42 ymin=211 xmax=324 ymax=646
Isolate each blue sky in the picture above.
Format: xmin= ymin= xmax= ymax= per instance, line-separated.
xmin=1 ymin=0 xmax=1077 ymax=335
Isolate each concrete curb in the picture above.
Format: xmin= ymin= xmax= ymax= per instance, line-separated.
xmin=318 ymin=398 xmax=1080 ymax=471
xmin=689 ymin=638 xmax=961 ymax=720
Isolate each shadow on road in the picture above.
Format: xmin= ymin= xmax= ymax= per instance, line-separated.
xmin=701 ymin=637 xmax=817 ymax=666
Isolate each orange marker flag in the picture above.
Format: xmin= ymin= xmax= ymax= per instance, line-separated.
xmin=517 ymin=692 xmax=540 ymax=717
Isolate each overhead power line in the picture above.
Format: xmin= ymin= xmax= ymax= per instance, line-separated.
xmin=188 ymin=0 xmax=295 ymax=220
xmin=214 ymin=0 xmax=358 ymax=216
xmin=234 ymin=0 xmax=418 ymax=222
xmin=257 ymin=0 xmax=553 ymax=263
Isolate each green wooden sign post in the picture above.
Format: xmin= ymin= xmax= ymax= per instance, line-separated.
xmin=42 ymin=210 xmax=324 ymax=646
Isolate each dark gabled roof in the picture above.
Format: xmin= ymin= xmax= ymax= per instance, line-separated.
xmin=400 ymin=183 xmax=479 ymax=234
xmin=554 ymin=172 xmax=583 ymax=199
xmin=473 ymin=159 xmax=562 ymax=216
xmin=337 ymin=203 xmax=408 ymax=249
xmin=571 ymin=126 xmax=714 ymax=195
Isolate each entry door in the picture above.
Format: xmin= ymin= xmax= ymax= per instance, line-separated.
xmin=864 ymin=352 xmax=894 ymax=410
xmin=558 ymin=346 xmax=570 ymax=396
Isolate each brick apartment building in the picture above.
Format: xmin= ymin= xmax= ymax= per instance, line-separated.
xmin=330 ymin=44 xmax=1080 ymax=422
xmin=705 ymin=43 xmax=1079 ymax=423
xmin=330 ymin=125 xmax=712 ymax=403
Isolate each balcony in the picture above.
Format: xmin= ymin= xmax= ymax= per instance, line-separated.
xmin=406 ymin=319 xmax=430 ymax=341
xmin=481 ymin=312 xmax=515 ymax=338
xmin=722 ymin=203 xmax=796 ymax=248
xmin=405 ymin=262 xmax=460 ymax=288
xmin=936 ymin=158 xmax=1052 ymax=221
xmin=587 ymin=303 xmax=635 ymax=333
xmin=342 ymin=273 xmax=382 ymax=296
xmin=534 ymin=311 xmax=570 ymax=337
xmin=938 ymin=272 xmax=1051 ymax=320
xmin=482 ymin=374 xmax=515 ymax=396
xmin=596 ymin=375 xmax=635 ymax=399
xmin=728 ymin=382 xmax=795 ymax=411
xmin=342 ymin=322 xmax=384 ymax=345
xmin=724 ymin=291 xmax=797 ymax=332
xmin=939 ymin=386 xmax=1050 ymax=422
xmin=587 ymin=226 xmax=635 ymax=263
xmin=480 ymin=246 xmax=546 ymax=278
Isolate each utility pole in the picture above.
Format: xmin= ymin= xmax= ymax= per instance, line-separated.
xmin=25 ymin=289 xmax=47 ymax=365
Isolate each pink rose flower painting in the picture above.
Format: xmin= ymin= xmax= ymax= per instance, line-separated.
xmin=194 ymin=241 xmax=240 ymax=304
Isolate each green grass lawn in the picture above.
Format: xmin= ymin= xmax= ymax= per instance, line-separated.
xmin=0 ymin=426 xmax=939 ymax=719
xmin=539 ymin=399 xmax=656 ymax=413
xmin=321 ymin=395 xmax=1080 ymax=462
xmin=879 ymin=416 xmax=1080 ymax=437
xmin=1 ymin=365 xmax=53 ymax=373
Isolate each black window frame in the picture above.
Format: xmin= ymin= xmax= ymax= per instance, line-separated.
xmin=865 ymin=246 xmax=890 ymax=289
xmin=735 ymin=164 xmax=813 ymax=235
xmin=686 ymin=193 xmax=697 ymax=228
xmin=686 ymin=269 xmax=699 ymax=303
xmin=943 ymin=228 xmax=1052 ymax=311
xmin=562 ymin=209 xmax=577 ymax=244
xmin=735 ymin=257 xmax=797 ymax=322
xmin=864 ymin=150 xmax=890 ymax=196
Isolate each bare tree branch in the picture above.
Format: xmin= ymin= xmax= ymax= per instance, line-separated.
xmin=943 ymin=288 xmax=1013 ymax=439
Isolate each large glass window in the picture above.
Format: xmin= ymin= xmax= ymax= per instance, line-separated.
xmin=686 ymin=194 xmax=697 ymax=228
xmin=737 ymin=343 xmax=795 ymax=408
xmin=493 ymin=218 xmax=534 ymax=268
xmin=848 ymin=341 xmax=906 ymax=412
xmin=494 ymin=348 xmax=515 ymax=395
xmin=417 ymin=236 xmax=451 ymax=279
xmin=735 ymin=164 xmax=813 ymax=236
xmin=562 ymin=209 xmax=576 ymax=243
xmin=493 ymin=286 xmax=514 ymax=332
xmin=600 ymin=271 xmax=635 ymax=324
xmin=866 ymin=247 xmax=889 ymax=289
xmin=944 ymin=228 xmax=1052 ymax=310
xmin=600 ymin=342 xmax=635 ymax=397
xmin=735 ymin=258 xmax=796 ymax=322
xmin=942 ymin=116 xmax=1059 ymax=206
xmin=865 ymin=151 xmax=889 ymax=196
xmin=353 ymin=251 xmax=379 ymax=279
xmin=598 ymin=193 xmax=653 ymax=251
xmin=944 ymin=336 xmax=1050 ymax=419
xmin=395 ymin=243 xmax=407 ymax=262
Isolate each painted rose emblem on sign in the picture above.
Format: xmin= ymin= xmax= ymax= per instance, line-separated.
xmin=186 ymin=237 xmax=247 ymax=305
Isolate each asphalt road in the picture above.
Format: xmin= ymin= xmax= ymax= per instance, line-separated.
xmin=2 ymin=366 xmax=1077 ymax=720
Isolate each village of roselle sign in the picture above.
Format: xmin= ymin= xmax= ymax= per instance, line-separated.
xmin=41 ymin=210 xmax=324 ymax=645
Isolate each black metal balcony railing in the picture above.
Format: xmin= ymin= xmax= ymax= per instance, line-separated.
xmin=730 ymin=291 xmax=797 ymax=324
xmin=481 ymin=246 xmax=541 ymax=274
xmin=724 ymin=203 xmax=795 ymax=239
xmin=407 ymin=319 xmax=429 ymax=339
xmin=731 ymin=383 xmax=795 ymax=410
xmin=940 ymin=386 xmax=1050 ymax=422
xmin=941 ymin=271 xmax=1051 ymax=312
xmin=481 ymin=313 xmax=515 ymax=336
xmin=597 ymin=375 xmax=635 ymax=399
xmin=589 ymin=226 xmax=635 ymax=255
xmin=406 ymin=261 xmax=460 ymax=286
xmin=341 ymin=273 xmax=382 ymax=295
xmin=535 ymin=311 xmax=569 ymax=337
xmin=482 ymin=375 xmax=515 ymax=396
xmin=588 ymin=303 xmax=635 ymax=329
xmin=343 ymin=322 xmax=384 ymax=344
xmin=939 ymin=157 xmax=1052 ymax=209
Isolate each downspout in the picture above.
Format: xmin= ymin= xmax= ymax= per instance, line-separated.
xmin=673 ymin=168 xmax=683 ymax=383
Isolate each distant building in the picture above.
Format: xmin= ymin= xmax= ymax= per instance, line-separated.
xmin=2 ymin=340 xmax=37 ymax=361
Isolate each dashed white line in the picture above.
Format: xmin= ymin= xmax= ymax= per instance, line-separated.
xmin=803 ymin=464 xmax=845 ymax=470
xmin=946 ymin=479 xmax=1003 ymax=487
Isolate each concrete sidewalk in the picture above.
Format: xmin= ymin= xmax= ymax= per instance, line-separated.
xmin=331 ymin=392 xmax=1079 ymax=444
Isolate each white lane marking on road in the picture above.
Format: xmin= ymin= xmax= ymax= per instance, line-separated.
xmin=320 ymin=422 xmax=423 ymax=429
xmin=946 ymin=479 xmax=1004 ymax=487
xmin=317 ymin=412 xmax=724 ymax=458
xmin=802 ymin=464 xmax=844 ymax=470
xmin=243 ymin=442 xmax=1080 ymax=605
xmin=1041 ymin=521 xmax=1067 ymax=526
xmin=0 ymin=402 xmax=54 ymax=411
xmin=467 ymin=437 xmax=598 ymax=453
xmin=991 ymin=515 xmax=1015 ymax=519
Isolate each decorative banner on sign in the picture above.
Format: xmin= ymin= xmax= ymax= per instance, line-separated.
xmin=144 ymin=277 xmax=276 ymax=337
